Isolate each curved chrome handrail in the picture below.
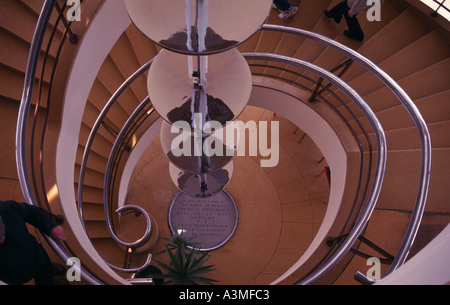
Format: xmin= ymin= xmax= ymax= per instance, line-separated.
xmin=103 ymin=97 xmax=153 ymax=249
xmin=82 ymin=51 xmax=377 ymax=281
xmin=16 ymin=5 xmax=431 ymax=284
xmin=30 ymin=0 xmax=68 ymax=212
xmin=15 ymin=0 xmax=103 ymax=285
xmin=77 ymin=60 xmax=151 ymax=222
xmin=244 ymin=53 xmax=387 ymax=285
xmin=250 ymin=62 xmax=375 ymax=262
xmin=77 ymin=60 xmax=154 ymax=273
xmin=259 ymin=24 xmax=432 ymax=283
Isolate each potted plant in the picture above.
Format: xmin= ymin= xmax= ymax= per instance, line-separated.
xmin=149 ymin=230 xmax=217 ymax=285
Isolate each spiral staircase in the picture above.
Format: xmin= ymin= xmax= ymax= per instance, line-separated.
xmin=1 ymin=0 xmax=449 ymax=285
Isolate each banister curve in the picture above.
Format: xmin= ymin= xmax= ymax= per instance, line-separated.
xmin=16 ymin=2 xmax=431 ymax=284
xmin=77 ymin=60 xmax=154 ymax=273
xmin=243 ymin=53 xmax=387 ymax=285
xmin=15 ymin=0 xmax=103 ymax=285
xmin=103 ymin=97 xmax=154 ymax=249
xmin=259 ymin=24 xmax=432 ymax=283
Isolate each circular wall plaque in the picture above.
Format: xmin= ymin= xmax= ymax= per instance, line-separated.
xmin=168 ymin=191 xmax=238 ymax=251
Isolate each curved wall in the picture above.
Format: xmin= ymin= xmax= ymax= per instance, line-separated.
xmin=247 ymin=84 xmax=349 ymax=284
xmin=117 ymin=80 xmax=351 ymax=284
xmin=54 ymin=0 xmax=448 ymax=285
xmin=56 ymin=0 xmax=132 ymax=284
xmin=56 ymin=0 xmax=351 ymax=283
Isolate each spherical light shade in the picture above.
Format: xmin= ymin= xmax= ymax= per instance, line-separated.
xmin=169 ymin=162 xmax=233 ymax=198
xmin=148 ymin=48 xmax=252 ymax=130
xmin=125 ymin=0 xmax=272 ymax=55
xmin=160 ymin=120 xmax=236 ymax=174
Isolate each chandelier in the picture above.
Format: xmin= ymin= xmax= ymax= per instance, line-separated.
xmin=125 ymin=0 xmax=272 ymax=250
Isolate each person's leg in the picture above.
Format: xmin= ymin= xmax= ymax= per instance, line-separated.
xmin=324 ymin=1 xmax=349 ymax=24
xmin=273 ymin=0 xmax=298 ymax=19
xmin=273 ymin=0 xmax=291 ymax=11
xmin=343 ymin=12 xmax=365 ymax=41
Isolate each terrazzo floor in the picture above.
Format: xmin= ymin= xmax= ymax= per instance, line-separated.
xmin=124 ymin=105 xmax=330 ymax=284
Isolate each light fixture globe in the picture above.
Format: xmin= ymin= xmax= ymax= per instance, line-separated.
xmin=147 ymin=48 xmax=252 ymax=130
xmin=125 ymin=0 xmax=273 ymax=55
xmin=169 ymin=162 xmax=233 ymax=198
xmin=160 ymin=120 xmax=237 ymax=174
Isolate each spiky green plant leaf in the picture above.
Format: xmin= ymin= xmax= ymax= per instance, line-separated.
xmin=151 ymin=233 xmax=217 ymax=285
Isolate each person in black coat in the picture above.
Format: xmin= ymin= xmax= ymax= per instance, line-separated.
xmin=0 ymin=200 xmax=65 ymax=285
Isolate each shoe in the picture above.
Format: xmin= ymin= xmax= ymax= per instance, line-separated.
xmin=344 ymin=30 xmax=364 ymax=42
xmin=324 ymin=10 xmax=341 ymax=24
xmin=271 ymin=3 xmax=281 ymax=12
xmin=278 ymin=5 xmax=298 ymax=19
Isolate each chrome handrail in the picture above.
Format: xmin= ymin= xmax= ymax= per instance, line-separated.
xmin=30 ymin=0 xmax=67 ymax=212
xmin=250 ymin=62 xmax=374 ymax=245
xmin=244 ymin=53 xmax=387 ymax=285
xmin=16 ymin=4 xmax=431 ymax=284
xmin=77 ymin=60 xmax=154 ymax=273
xmin=103 ymin=97 xmax=153 ymax=249
xmin=77 ymin=60 xmax=151 ymax=221
xmin=83 ymin=52 xmax=375 ymax=282
xmin=259 ymin=24 xmax=432 ymax=283
xmin=15 ymin=0 xmax=103 ymax=285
